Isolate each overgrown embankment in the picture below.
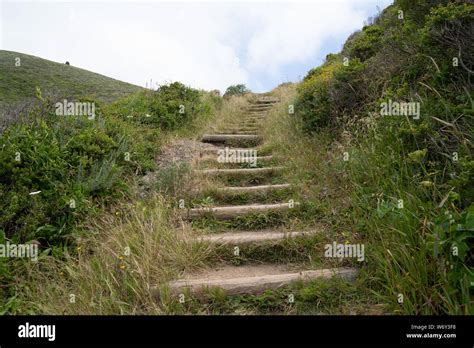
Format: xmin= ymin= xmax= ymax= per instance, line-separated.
xmin=289 ymin=1 xmax=473 ymax=314
xmin=0 ymin=82 xmax=221 ymax=313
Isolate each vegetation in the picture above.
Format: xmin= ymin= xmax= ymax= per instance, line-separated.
xmin=0 ymin=81 xmax=221 ymax=313
xmin=0 ymin=50 xmax=142 ymax=112
xmin=223 ymin=84 xmax=250 ymax=98
xmin=1 ymin=1 xmax=472 ymax=316
xmin=291 ymin=1 xmax=473 ymax=314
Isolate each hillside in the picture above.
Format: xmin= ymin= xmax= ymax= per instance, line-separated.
xmin=0 ymin=50 xmax=142 ymax=110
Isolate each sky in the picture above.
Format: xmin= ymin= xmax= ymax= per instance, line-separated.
xmin=0 ymin=0 xmax=393 ymax=93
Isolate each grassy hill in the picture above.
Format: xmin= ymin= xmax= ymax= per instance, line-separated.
xmin=0 ymin=50 xmax=142 ymax=110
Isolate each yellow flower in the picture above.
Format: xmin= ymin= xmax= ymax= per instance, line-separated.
xmin=407 ymin=149 xmax=427 ymax=163
xmin=420 ymin=180 xmax=434 ymax=188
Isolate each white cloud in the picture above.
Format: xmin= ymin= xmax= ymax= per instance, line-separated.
xmin=245 ymin=1 xmax=366 ymax=75
xmin=1 ymin=0 xmax=392 ymax=92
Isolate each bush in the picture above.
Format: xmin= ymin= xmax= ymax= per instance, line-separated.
xmin=223 ymin=84 xmax=250 ymax=98
xmin=0 ymin=112 xmax=127 ymax=244
xmin=294 ymin=61 xmax=341 ymax=132
xmin=345 ymin=25 xmax=384 ymax=61
xmin=108 ymin=82 xmax=217 ymax=131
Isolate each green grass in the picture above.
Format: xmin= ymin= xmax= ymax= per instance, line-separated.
xmin=0 ymin=50 xmax=142 ymax=110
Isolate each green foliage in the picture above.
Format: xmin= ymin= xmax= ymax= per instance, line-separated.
xmin=294 ymin=1 xmax=474 ymax=314
xmin=395 ymin=0 xmax=451 ymax=25
xmin=295 ymin=63 xmax=336 ymax=132
xmin=108 ymin=82 xmax=217 ymax=131
xmin=0 ymin=82 xmax=221 ymax=311
xmin=295 ymin=57 xmax=368 ymax=131
xmin=223 ymin=84 xmax=250 ymax=98
xmin=346 ymin=25 xmax=384 ymax=61
xmin=0 ymin=109 xmax=129 ymax=244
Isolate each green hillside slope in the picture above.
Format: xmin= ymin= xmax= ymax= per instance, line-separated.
xmin=0 ymin=50 xmax=142 ymax=109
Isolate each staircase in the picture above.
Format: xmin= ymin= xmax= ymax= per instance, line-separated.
xmin=156 ymin=95 xmax=358 ymax=302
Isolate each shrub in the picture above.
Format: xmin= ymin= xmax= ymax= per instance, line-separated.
xmin=108 ymin=82 xmax=215 ymax=131
xmin=346 ymin=25 xmax=384 ymax=61
xmin=294 ymin=61 xmax=341 ymax=132
xmin=223 ymin=84 xmax=250 ymax=98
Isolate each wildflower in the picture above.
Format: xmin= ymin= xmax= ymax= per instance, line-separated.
xmin=420 ymin=180 xmax=434 ymax=188
xmin=407 ymin=149 xmax=427 ymax=163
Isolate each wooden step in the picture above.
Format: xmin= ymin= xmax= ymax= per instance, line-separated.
xmin=253 ymin=98 xmax=280 ymax=104
xmin=213 ymin=130 xmax=258 ymax=135
xmin=216 ymin=183 xmax=289 ymax=194
xmin=252 ymin=101 xmax=279 ymax=105
xmin=187 ymin=201 xmax=298 ymax=220
xmin=236 ymin=116 xmax=265 ymax=120
xmin=199 ymin=230 xmax=317 ymax=245
xmin=199 ymin=147 xmax=262 ymax=156
xmin=216 ymin=130 xmax=259 ymax=134
xmin=166 ymin=266 xmax=358 ymax=296
xmin=219 ymin=126 xmax=260 ymax=131
xmin=249 ymin=106 xmax=272 ymax=109
xmin=233 ymin=121 xmax=263 ymax=125
xmin=240 ymin=116 xmax=266 ymax=120
xmin=196 ymin=166 xmax=283 ymax=176
xmin=247 ymin=110 xmax=270 ymax=114
xmin=200 ymin=155 xmax=272 ymax=161
xmin=202 ymin=134 xmax=261 ymax=143
xmin=198 ymin=158 xmax=274 ymax=170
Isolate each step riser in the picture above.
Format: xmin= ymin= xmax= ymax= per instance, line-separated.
xmin=215 ymin=183 xmax=290 ymax=194
xmin=218 ymin=126 xmax=260 ymax=131
xmin=199 ymin=156 xmax=274 ymax=167
xmin=251 ymin=102 xmax=279 ymax=105
xmin=199 ymin=230 xmax=317 ymax=245
xmin=187 ymin=202 xmax=298 ymax=220
xmin=226 ymin=122 xmax=262 ymax=127
xmin=216 ymin=131 xmax=259 ymax=134
xmin=212 ymin=131 xmax=258 ymax=135
xmin=252 ymin=100 xmax=280 ymax=104
xmin=196 ymin=167 xmax=283 ymax=177
xmin=198 ymin=147 xmax=263 ymax=157
xmin=202 ymin=134 xmax=261 ymax=146
xmin=167 ymin=268 xmax=358 ymax=297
